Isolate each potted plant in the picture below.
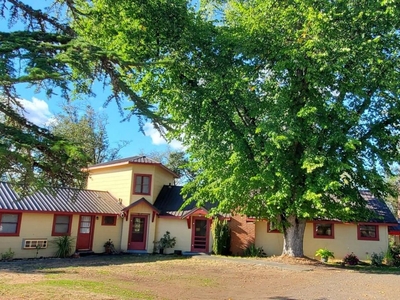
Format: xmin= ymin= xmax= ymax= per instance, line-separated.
xmin=157 ymin=231 xmax=176 ymax=254
xmin=315 ymin=248 xmax=334 ymax=262
xmin=104 ymin=239 xmax=114 ymax=254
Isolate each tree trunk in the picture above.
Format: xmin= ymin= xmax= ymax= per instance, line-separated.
xmin=282 ymin=215 xmax=306 ymax=257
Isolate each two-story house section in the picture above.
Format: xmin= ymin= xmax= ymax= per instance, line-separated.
xmin=86 ymin=156 xmax=179 ymax=253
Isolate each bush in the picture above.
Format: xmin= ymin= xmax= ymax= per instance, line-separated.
xmin=370 ymin=252 xmax=384 ymax=267
xmin=53 ymin=235 xmax=75 ymax=258
xmin=315 ymin=248 xmax=334 ymax=262
xmin=212 ymin=219 xmax=231 ymax=255
xmin=1 ymin=248 xmax=15 ymax=261
xmin=343 ymin=252 xmax=359 ymax=265
xmin=385 ymin=243 xmax=400 ymax=267
xmin=158 ymin=231 xmax=176 ymax=250
xmin=243 ymin=243 xmax=266 ymax=257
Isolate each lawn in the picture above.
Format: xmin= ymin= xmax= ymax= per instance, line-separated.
xmin=0 ymin=255 xmax=399 ymax=300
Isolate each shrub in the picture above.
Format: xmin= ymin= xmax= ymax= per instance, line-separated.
xmin=158 ymin=231 xmax=176 ymax=250
xmin=385 ymin=243 xmax=400 ymax=267
xmin=53 ymin=235 xmax=75 ymax=258
xmin=1 ymin=248 xmax=15 ymax=261
xmin=370 ymin=252 xmax=384 ymax=267
xmin=343 ymin=252 xmax=359 ymax=265
xmin=243 ymin=243 xmax=266 ymax=257
xmin=212 ymin=219 xmax=231 ymax=255
xmin=315 ymin=248 xmax=334 ymax=262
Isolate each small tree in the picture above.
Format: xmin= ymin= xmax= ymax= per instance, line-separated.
xmin=212 ymin=219 xmax=231 ymax=255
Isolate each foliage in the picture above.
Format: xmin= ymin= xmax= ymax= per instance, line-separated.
xmin=315 ymin=248 xmax=335 ymax=261
xmin=103 ymin=239 xmax=114 ymax=248
xmin=243 ymin=244 xmax=265 ymax=258
xmin=53 ymin=235 xmax=75 ymax=258
xmin=343 ymin=253 xmax=359 ymax=266
xmin=370 ymin=252 xmax=384 ymax=267
xmin=139 ymin=149 xmax=196 ymax=184
xmin=163 ymin=0 xmax=400 ymax=258
xmin=1 ymin=248 xmax=15 ymax=261
xmin=2 ymin=0 xmax=400 ymax=258
xmin=385 ymin=243 xmax=400 ymax=267
xmin=50 ymin=103 xmax=130 ymax=165
xmin=158 ymin=231 xmax=176 ymax=250
xmin=0 ymin=96 xmax=89 ymax=192
xmin=0 ymin=0 xmax=174 ymax=189
xmin=211 ymin=219 xmax=231 ymax=255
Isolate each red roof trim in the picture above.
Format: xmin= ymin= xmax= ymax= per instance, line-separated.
xmin=181 ymin=207 xmax=209 ymax=219
xmin=122 ymin=198 xmax=160 ymax=214
xmin=85 ymin=156 xmax=179 ymax=178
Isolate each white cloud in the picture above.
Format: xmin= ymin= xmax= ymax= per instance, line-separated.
xmin=18 ymin=97 xmax=53 ymax=126
xmin=143 ymin=122 xmax=184 ymax=150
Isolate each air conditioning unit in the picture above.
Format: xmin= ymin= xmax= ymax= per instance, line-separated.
xmin=23 ymin=239 xmax=48 ymax=249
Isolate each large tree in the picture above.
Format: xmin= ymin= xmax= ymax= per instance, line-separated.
xmin=50 ymin=103 xmax=130 ymax=165
xmin=0 ymin=0 xmax=185 ymax=188
xmin=2 ymin=0 xmax=400 ymax=256
xmin=72 ymin=0 xmax=400 ymax=256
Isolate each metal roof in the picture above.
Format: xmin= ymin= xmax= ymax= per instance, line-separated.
xmin=153 ymin=185 xmax=221 ymax=218
xmin=0 ymin=182 xmax=124 ymax=214
xmin=360 ymin=190 xmax=398 ymax=224
xmin=154 ymin=186 xmax=397 ymax=223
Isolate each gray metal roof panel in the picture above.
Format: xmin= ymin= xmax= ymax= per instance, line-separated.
xmin=0 ymin=182 xmax=124 ymax=214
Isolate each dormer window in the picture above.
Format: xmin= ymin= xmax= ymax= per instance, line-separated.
xmin=134 ymin=174 xmax=152 ymax=195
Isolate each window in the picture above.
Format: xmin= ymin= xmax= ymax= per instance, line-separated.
xmin=314 ymin=223 xmax=334 ymax=239
xmin=133 ymin=174 xmax=152 ymax=195
xmin=267 ymin=221 xmax=280 ymax=233
xmin=102 ymin=215 xmax=117 ymax=226
xmin=52 ymin=215 xmax=72 ymax=236
xmin=358 ymin=224 xmax=379 ymax=241
xmin=0 ymin=213 xmax=21 ymax=236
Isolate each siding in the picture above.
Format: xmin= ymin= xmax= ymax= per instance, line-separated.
xmin=255 ymin=221 xmax=390 ymax=260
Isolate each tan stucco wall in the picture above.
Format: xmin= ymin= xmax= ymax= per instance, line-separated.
xmin=155 ymin=218 xmax=192 ymax=254
xmin=87 ymin=164 xmax=176 ymax=206
xmin=255 ymin=221 xmax=390 ymax=260
xmin=1 ymin=213 xmax=123 ymax=259
xmin=303 ymin=223 xmax=389 ymax=260
xmin=86 ymin=165 xmax=133 ymax=206
xmin=122 ymin=202 xmax=156 ymax=252
xmin=91 ymin=216 xmax=123 ymax=253
xmin=255 ymin=221 xmax=284 ymax=256
xmin=1 ymin=213 xmax=78 ymax=259
xmin=155 ymin=217 xmax=214 ymax=254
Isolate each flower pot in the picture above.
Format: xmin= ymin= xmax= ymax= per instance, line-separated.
xmin=159 ymin=248 xmax=164 ymax=254
xmin=321 ymin=257 xmax=328 ymax=263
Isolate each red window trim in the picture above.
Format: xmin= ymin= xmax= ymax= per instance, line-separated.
xmin=52 ymin=214 xmax=72 ymax=236
xmin=313 ymin=222 xmax=335 ymax=239
xmin=102 ymin=215 xmax=117 ymax=226
xmin=357 ymin=224 xmax=379 ymax=241
xmin=133 ymin=174 xmax=152 ymax=195
xmin=267 ymin=221 xmax=280 ymax=233
xmin=0 ymin=213 xmax=22 ymax=236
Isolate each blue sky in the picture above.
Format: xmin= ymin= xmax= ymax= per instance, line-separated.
xmin=2 ymin=0 xmax=183 ymax=160
xmin=17 ymin=85 xmax=183 ymax=158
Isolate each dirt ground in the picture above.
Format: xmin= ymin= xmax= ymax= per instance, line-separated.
xmin=0 ymin=254 xmax=399 ymax=300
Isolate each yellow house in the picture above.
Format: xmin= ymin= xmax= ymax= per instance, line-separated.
xmin=1 ymin=155 xmax=398 ymax=260
xmin=254 ymin=191 xmax=399 ymax=260
xmin=85 ymin=155 xmax=214 ymax=254
xmin=0 ymin=184 xmax=124 ymax=259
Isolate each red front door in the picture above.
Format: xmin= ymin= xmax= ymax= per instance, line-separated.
xmin=76 ymin=215 xmax=94 ymax=251
xmin=191 ymin=217 xmax=210 ymax=252
xmin=128 ymin=215 xmax=148 ymax=250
